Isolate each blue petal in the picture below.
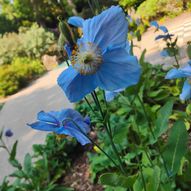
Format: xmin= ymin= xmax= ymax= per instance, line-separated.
xmin=27 ymin=121 xmax=58 ymax=132
xmin=159 ymin=26 xmax=168 ymax=33
xmin=84 ymin=116 xmax=91 ymax=125
xmin=57 ymin=109 xmax=84 ymax=123
xmin=37 ymin=111 xmax=59 ymax=124
xmin=166 ymin=64 xmax=191 ymax=79
xmin=150 ymin=21 xmax=159 ymax=28
xmin=64 ymin=43 xmax=72 ymax=58
xmin=56 ymin=125 xmax=90 ymax=145
xmin=82 ymin=6 xmax=128 ymax=51
xmin=57 ymin=66 xmax=97 ymax=102
xmin=96 ymin=48 xmax=141 ymax=91
xmin=68 ymin=16 xmax=84 ymax=28
xmin=165 ymin=69 xmax=187 ymax=79
xmin=180 ymin=80 xmax=191 ymax=100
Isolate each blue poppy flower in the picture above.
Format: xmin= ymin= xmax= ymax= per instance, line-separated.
xmin=28 ymin=109 xmax=91 ymax=145
xmin=5 ymin=129 xmax=13 ymax=137
xmin=58 ymin=6 xmax=141 ymax=102
xmin=165 ymin=62 xmax=191 ymax=100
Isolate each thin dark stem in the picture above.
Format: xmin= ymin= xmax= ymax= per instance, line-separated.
xmin=88 ymin=0 xmax=95 ymax=15
xmin=84 ymin=97 xmax=96 ymax=115
xmin=92 ymin=91 xmax=127 ymax=174
xmin=0 ymin=139 xmax=10 ymax=155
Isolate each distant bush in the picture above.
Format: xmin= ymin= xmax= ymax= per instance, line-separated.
xmin=137 ymin=0 xmax=183 ymax=20
xmin=0 ymin=23 xmax=54 ymax=65
xmin=0 ymin=57 xmax=45 ymax=97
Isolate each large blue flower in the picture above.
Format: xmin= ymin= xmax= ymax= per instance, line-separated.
xmin=57 ymin=6 xmax=141 ymax=102
xmin=165 ymin=62 xmax=191 ymax=100
xmin=27 ymin=109 xmax=91 ymax=145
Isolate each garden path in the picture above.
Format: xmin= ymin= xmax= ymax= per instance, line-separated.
xmin=134 ymin=12 xmax=191 ymax=66
xmin=0 ymin=12 xmax=191 ymax=183
xmin=0 ymin=66 xmax=73 ymax=182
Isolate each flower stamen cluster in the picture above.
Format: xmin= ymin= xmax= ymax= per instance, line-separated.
xmin=71 ymin=42 xmax=102 ymax=75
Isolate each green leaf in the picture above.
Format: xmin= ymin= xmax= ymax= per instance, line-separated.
xmin=147 ymin=166 xmax=161 ymax=191
xmin=99 ymin=173 xmax=137 ymax=188
xmin=10 ymin=170 xmax=26 ymax=178
xmin=24 ymin=153 xmax=32 ymax=174
xmin=9 ymin=140 xmax=18 ymax=161
xmin=9 ymin=159 xmax=22 ymax=169
xmin=152 ymin=100 xmax=173 ymax=142
xmin=163 ymin=120 xmax=188 ymax=175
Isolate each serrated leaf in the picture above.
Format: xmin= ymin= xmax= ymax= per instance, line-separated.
xmin=99 ymin=173 xmax=137 ymax=188
xmin=163 ymin=120 xmax=188 ymax=175
xmin=9 ymin=140 xmax=18 ymax=161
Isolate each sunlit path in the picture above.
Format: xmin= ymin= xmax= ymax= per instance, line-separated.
xmin=0 ymin=66 xmax=73 ymax=182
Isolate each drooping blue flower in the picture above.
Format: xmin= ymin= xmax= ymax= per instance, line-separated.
xmin=165 ymin=62 xmax=191 ymax=100
xmin=28 ymin=109 xmax=91 ymax=145
xmin=58 ymin=6 xmax=141 ymax=102
xmin=5 ymin=129 xmax=13 ymax=137
xmin=68 ymin=16 xmax=84 ymax=28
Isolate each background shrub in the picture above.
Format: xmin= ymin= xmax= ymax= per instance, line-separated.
xmin=137 ymin=0 xmax=183 ymax=20
xmin=0 ymin=23 xmax=54 ymax=65
xmin=0 ymin=57 xmax=45 ymax=97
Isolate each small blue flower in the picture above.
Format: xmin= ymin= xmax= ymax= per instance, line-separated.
xmin=68 ymin=16 xmax=84 ymax=28
xmin=160 ymin=49 xmax=169 ymax=57
xmin=5 ymin=129 xmax=13 ymax=137
xmin=155 ymin=34 xmax=174 ymax=41
xmin=150 ymin=21 xmax=159 ymax=28
xmin=105 ymin=89 xmax=124 ymax=102
xmin=28 ymin=109 xmax=91 ymax=145
xmin=58 ymin=6 xmax=141 ymax=102
xmin=165 ymin=62 xmax=191 ymax=100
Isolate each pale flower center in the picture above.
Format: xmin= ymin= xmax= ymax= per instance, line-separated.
xmin=71 ymin=42 xmax=102 ymax=75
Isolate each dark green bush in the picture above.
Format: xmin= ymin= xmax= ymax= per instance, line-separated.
xmin=0 ymin=57 xmax=45 ymax=97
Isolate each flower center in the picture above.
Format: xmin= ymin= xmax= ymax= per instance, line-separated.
xmin=71 ymin=42 xmax=102 ymax=75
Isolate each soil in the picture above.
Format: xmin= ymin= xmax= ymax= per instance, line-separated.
xmin=63 ymin=152 xmax=103 ymax=191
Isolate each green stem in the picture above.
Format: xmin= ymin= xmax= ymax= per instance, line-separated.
xmin=92 ymin=91 xmax=127 ymax=174
xmin=136 ymin=94 xmax=170 ymax=177
xmin=0 ymin=138 xmax=10 ymax=155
